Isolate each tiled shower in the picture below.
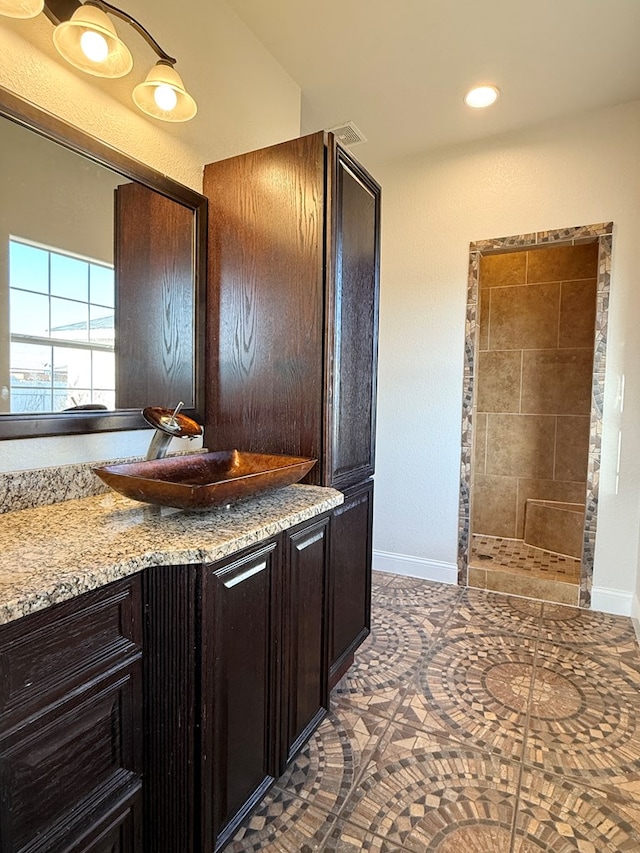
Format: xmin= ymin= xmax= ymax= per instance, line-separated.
xmin=469 ymin=242 xmax=599 ymax=604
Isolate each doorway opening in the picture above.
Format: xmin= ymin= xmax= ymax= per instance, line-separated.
xmin=458 ymin=223 xmax=612 ymax=607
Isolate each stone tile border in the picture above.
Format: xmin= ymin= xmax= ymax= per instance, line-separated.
xmin=458 ymin=223 xmax=614 ymax=609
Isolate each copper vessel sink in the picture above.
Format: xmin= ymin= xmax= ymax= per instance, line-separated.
xmin=93 ymin=450 xmax=316 ymax=510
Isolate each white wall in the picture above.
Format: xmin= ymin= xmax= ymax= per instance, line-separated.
xmin=372 ymin=100 xmax=640 ymax=610
xmin=0 ymin=1 xmax=301 ymax=469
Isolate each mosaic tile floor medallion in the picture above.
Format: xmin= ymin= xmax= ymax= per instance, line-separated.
xmin=226 ymin=574 xmax=640 ymax=853
xmin=338 ymin=723 xmax=518 ymax=853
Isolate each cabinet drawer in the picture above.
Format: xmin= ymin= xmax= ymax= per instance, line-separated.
xmin=0 ymin=575 xmax=142 ymax=719
xmin=0 ymin=663 xmax=142 ymax=853
xmin=60 ymin=789 xmax=142 ymax=853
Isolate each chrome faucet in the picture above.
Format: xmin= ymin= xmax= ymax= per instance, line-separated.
xmin=142 ymin=402 xmax=203 ymax=460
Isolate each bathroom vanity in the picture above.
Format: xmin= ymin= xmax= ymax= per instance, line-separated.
xmin=0 ymin=483 xmax=353 ymax=853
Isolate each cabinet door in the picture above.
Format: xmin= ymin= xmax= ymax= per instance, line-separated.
xmin=281 ymin=516 xmax=330 ymax=769
xmin=329 ymin=480 xmax=374 ymax=687
xmin=61 ymin=791 xmax=142 ymax=853
xmin=205 ymin=133 xmax=326 ymax=469
xmin=325 ymin=144 xmax=381 ymax=489
xmin=203 ymin=541 xmax=281 ymax=850
xmin=0 ymin=664 xmax=142 ymax=853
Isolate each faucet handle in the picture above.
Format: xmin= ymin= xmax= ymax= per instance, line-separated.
xmin=142 ymin=404 xmax=203 ymax=438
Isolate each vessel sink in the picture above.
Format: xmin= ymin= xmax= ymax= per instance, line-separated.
xmin=93 ymin=450 xmax=316 ymax=510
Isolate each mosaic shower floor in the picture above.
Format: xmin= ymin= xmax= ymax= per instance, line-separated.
xmin=226 ymin=572 xmax=640 ymax=853
xmin=469 ymin=534 xmax=581 ymax=605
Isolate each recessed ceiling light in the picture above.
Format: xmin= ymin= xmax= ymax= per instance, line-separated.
xmin=464 ymin=85 xmax=500 ymax=109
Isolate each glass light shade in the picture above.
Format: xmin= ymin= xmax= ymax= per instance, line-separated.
xmin=0 ymin=0 xmax=44 ymax=18
xmin=52 ymin=4 xmax=133 ymax=78
xmin=133 ymin=62 xmax=197 ymax=122
xmin=464 ymin=85 xmax=500 ymax=109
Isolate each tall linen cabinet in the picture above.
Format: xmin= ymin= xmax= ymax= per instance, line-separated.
xmin=204 ymin=131 xmax=380 ymax=686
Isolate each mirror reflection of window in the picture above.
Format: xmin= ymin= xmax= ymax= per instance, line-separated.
xmin=8 ymin=238 xmax=115 ymax=413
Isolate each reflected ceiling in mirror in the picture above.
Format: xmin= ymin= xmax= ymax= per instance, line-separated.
xmin=0 ymin=86 xmax=206 ymax=440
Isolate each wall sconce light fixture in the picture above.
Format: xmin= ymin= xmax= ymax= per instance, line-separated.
xmin=0 ymin=0 xmax=197 ymax=121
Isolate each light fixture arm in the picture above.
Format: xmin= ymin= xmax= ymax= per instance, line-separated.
xmin=43 ymin=0 xmax=176 ymax=64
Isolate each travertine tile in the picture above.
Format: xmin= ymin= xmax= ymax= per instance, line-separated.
xmin=526 ymin=242 xmax=599 ymax=284
xmin=483 ymin=569 xmax=579 ymax=606
xmin=471 ymin=473 xmax=518 ymax=538
xmin=480 ymin=250 xmax=527 ymax=287
xmin=515 ymin=478 xmax=587 ymax=539
xmin=476 ymin=350 xmax=522 ymax=413
xmin=473 ymin=412 xmax=487 ymax=474
xmin=523 ymin=501 xmax=584 ymax=559
xmin=478 ymin=289 xmax=490 ymax=351
xmin=485 ymin=414 xmax=556 ymax=479
xmin=559 ymin=279 xmax=597 ymax=348
xmin=554 ymin=415 xmax=590 ymax=481
xmin=520 ymin=349 xmax=593 ymax=415
xmin=488 ymin=282 xmax=560 ymax=351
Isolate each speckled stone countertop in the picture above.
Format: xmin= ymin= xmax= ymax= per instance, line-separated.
xmin=0 ymin=484 xmax=343 ymax=625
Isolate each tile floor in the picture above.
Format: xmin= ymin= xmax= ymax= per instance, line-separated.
xmin=227 ymin=572 xmax=640 ymax=852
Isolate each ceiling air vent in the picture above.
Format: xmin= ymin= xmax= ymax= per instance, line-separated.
xmin=328 ymin=121 xmax=367 ymax=147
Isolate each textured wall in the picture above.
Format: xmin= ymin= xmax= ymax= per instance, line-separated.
xmin=371 ymin=99 xmax=640 ymax=604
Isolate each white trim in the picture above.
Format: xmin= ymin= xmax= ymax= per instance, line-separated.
xmin=590 ymin=586 xmax=633 ymax=616
xmin=373 ymin=550 xmax=457 ymax=585
xmin=631 ymin=592 xmax=640 ymax=645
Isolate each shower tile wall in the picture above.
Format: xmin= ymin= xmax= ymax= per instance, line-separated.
xmin=472 ymin=243 xmax=598 ymax=542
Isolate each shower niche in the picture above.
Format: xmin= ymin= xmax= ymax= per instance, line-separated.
xmin=458 ymin=223 xmax=613 ymax=607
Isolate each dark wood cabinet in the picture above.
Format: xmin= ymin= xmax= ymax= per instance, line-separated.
xmin=204 ymin=131 xmax=381 ymax=491
xmin=0 ymin=576 xmax=143 ymax=853
xmin=329 ymin=479 xmax=374 ymax=687
xmin=281 ymin=515 xmax=330 ymax=768
xmin=203 ymin=540 xmax=281 ymax=851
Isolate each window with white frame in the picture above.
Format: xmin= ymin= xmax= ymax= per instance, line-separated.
xmin=9 ymin=238 xmax=115 ymax=413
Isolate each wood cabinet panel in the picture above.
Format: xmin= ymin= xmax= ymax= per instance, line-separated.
xmin=329 ymin=480 xmax=373 ymax=686
xmin=281 ymin=516 xmax=329 ymax=767
xmin=115 ymin=182 xmax=197 ymax=411
xmin=0 ymin=576 xmax=141 ymax=722
xmin=202 ymin=541 xmax=281 ymax=850
xmin=325 ymin=150 xmax=381 ymax=488
xmin=60 ymin=790 xmax=142 ymax=853
xmin=143 ymin=565 xmax=199 ymax=853
xmin=204 ymin=132 xmax=381 ymax=491
xmin=0 ymin=664 xmax=142 ymax=853
xmin=205 ymin=134 xmax=326 ymax=467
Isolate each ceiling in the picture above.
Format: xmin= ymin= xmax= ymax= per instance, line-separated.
xmin=227 ymin=0 xmax=640 ymax=165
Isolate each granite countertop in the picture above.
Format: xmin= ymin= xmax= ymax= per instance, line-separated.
xmin=0 ymin=484 xmax=343 ymax=625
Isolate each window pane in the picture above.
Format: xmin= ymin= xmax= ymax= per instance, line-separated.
xmin=9 ymin=342 xmax=53 ymax=413
xmin=90 ymin=264 xmax=114 ymax=307
xmin=54 ymin=346 xmax=91 ymax=391
xmin=10 ymin=289 xmax=50 ymax=337
xmin=93 ymin=389 xmax=115 ymax=409
xmin=50 ymin=297 xmax=89 ymax=341
xmin=9 ymin=242 xmax=49 ymax=294
xmin=93 ymin=350 xmax=115 ymax=390
xmin=51 ymin=253 xmax=89 ymax=302
xmin=90 ymin=306 xmax=115 ymax=346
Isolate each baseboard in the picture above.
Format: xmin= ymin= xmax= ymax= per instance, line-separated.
xmin=590 ymin=585 xmax=634 ymax=617
xmin=373 ymin=550 xmax=458 ymax=585
xmin=631 ymin=592 xmax=640 ymax=645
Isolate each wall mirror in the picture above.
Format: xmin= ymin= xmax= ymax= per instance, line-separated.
xmin=0 ymin=86 xmax=206 ymax=440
